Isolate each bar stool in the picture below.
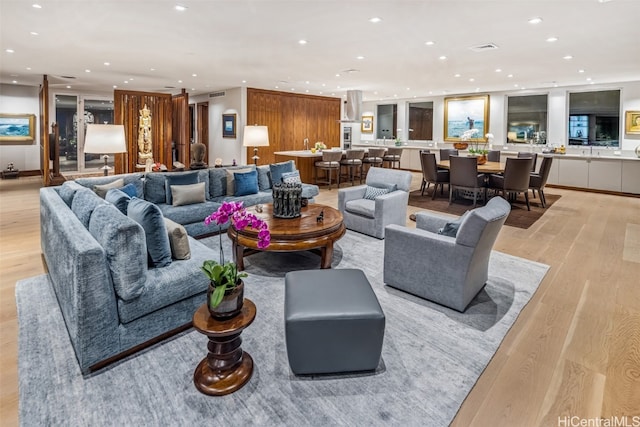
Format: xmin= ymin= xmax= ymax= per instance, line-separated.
xmin=314 ymin=150 xmax=342 ymax=189
xmin=340 ymin=149 xmax=365 ymax=185
xmin=362 ymin=147 xmax=385 ymax=176
xmin=383 ymin=147 xmax=403 ymax=169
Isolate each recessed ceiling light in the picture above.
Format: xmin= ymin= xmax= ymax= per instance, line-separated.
xmin=425 ymin=41 xmax=435 ymax=46
xmin=192 ymin=73 xmax=197 ymax=77
xmin=104 ymin=62 xmax=110 ymax=66
xmin=406 ymin=87 xmax=410 ymax=91
xmin=439 ymin=55 xmax=447 ymax=60
xmin=598 ymin=0 xmax=613 ymax=3
xmin=578 ymin=69 xmax=585 ymax=73
xmin=563 ymin=55 xmax=573 ymax=60
xmin=150 ymin=68 xmax=155 ymax=71
xmin=85 ymin=69 xmax=91 ymax=73
xmin=305 ymin=81 xmax=310 ymax=84
xmin=507 ymin=74 xmax=514 ymax=78
xmin=514 ymin=84 xmax=519 ymax=87
xmin=30 ymin=31 xmax=39 ymax=36
xmin=495 ymin=68 xmax=502 ymax=72
xmin=66 ymin=85 xmax=71 ymax=89
xmin=275 ymin=86 xmax=279 ymax=89
xmin=12 ymin=80 xmax=18 ymax=84
xmin=6 ymin=49 xmax=14 ymax=53
xmin=242 ymin=80 xmax=247 ymax=83
xmin=528 ymin=17 xmax=543 ymax=24
xmin=369 ymin=17 xmax=382 ymax=23
xmin=469 ymin=78 xmax=475 ymax=82
xmin=178 ymin=80 xmax=182 ymax=83
xmin=174 ymin=5 xmax=187 ymax=11
xmin=32 ymin=4 xmax=42 ymax=8
xmin=26 ymin=67 xmax=31 ymax=70
xmin=546 ymin=36 xmax=558 ymax=42
xmin=586 ymin=77 xmax=592 ymax=81
xmin=356 ymin=56 xmax=364 ymax=60
xmin=335 ymin=73 xmax=340 ymax=77
xmin=113 ymin=85 xmax=117 ymax=88
xmin=124 ymin=80 xmax=128 ymax=84
xmin=298 ymin=39 xmax=307 ymax=45
xmin=454 ymin=74 xmax=461 ymax=77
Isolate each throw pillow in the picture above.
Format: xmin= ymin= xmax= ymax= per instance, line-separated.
xmin=281 ymin=170 xmax=302 ymax=184
xmin=225 ymin=167 xmax=253 ymax=195
xmin=363 ymin=185 xmax=391 ymax=200
xmin=163 ymin=218 xmax=191 ymax=260
xmin=438 ymin=210 xmax=471 ymax=237
xmin=119 ymin=183 xmax=138 ymax=199
xmin=234 ymin=170 xmax=259 ymax=196
xmin=171 ymin=182 xmax=206 ymax=206
xmin=269 ymin=161 xmax=294 ymax=186
xmin=368 ymin=182 xmax=398 ymax=193
xmin=127 ymin=198 xmax=172 ymax=268
xmin=93 ymin=178 xmax=125 ymax=198
xmin=165 ymin=171 xmax=199 ymax=205
xmin=105 ymin=188 xmax=131 ymax=215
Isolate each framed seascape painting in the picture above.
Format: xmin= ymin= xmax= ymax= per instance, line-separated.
xmin=0 ymin=113 xmax=36 ymax=144
xmin=444 ymin=95 xmax=490 ymax=142
xmin=222 ymin=113 xmax=236 ymax=138
xmin=361 ymin=115 xmax=374 ymax=133
xmin=625 ymin=110 xmax=640 ymax=135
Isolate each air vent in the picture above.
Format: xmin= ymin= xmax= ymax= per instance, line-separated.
xmin=469 ymin=43 xmax=499 ymax=52
xmin=60 ymin=75 xmax=76 ymax=79
xmin=209 ymin=91 xmax=226 ymax=98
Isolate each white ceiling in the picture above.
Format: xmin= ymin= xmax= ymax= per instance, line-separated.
xmin=1 ymin=0 xmax=640 ymax=102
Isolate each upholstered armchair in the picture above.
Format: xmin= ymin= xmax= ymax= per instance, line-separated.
xmin=383 ymin=196 xmax=511 ymax=311
xmin=338 ymin=167 xmax=412 ymax=239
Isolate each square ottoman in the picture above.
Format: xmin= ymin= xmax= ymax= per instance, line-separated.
xmin=284 ymin=269 xmax=385 ymax=375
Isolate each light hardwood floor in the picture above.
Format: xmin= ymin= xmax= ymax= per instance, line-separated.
xmin=1 ymin=175 xmax=639 ymax=426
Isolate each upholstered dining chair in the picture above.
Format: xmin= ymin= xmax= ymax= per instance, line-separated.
xmin=338 ymin=167 xmax=412 ymax=239
xmin=487 ymin=150 xmax=501 ymax=162
xmin=314 ymin=150 xmax=342 ymax=189
xmin=340 ymin=149 xmax=365 ymax=185
xmin=487 ymin=157 xmax=534 ymax=210
xmin=517 ymin=152 xmax=538 ymax=172
xmin=439 ymin=148 xmax=459 ymax=161
xmin=382 ymin=147 xmax=403 ymax=169
xmin=421 ymin=152 xmax=450 ymax=199
xmin=362 ymin=147 xmax=386 ymax=176
xmin=529 ymin=155 xmax=553 ymax=207
xmin=383 ymin=196 xmax=511 ymax=312
xmin=448 ymin=155 xmax=486 ymax=208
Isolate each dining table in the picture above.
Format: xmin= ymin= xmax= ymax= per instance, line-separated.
xmin=437 ymin=160 xmax=505 ymax=174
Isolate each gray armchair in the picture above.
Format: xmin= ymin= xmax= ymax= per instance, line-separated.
xmin=383 ymin=196 xmax=511 ymax=311
xmin=338 ymin=167 xmax=412 ymax=239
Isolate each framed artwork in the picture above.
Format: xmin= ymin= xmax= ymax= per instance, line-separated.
xmin=0 ymin=113 xmax=36 ymax=144
xmin=361 ymin=115 xmax=374 ymax=133
xmin=222 ymin=113 xmax=236 ymax=138
xmin=625 ymin=110 xmax=640 ymax=135
xmin=444 ymin=95 xmax=490 ymax=142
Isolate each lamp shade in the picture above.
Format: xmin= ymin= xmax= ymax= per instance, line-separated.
xmin=242 ymin=125 xmax=269 ymax=147
xmin=84 ymin=124 xmax=127 ymax=154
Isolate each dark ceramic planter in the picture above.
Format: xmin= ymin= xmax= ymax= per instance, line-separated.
xmin=207 ymin=279 xmax=244 ymax=320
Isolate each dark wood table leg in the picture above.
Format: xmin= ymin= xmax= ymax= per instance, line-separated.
xmin=320 ymin=242 xmax=334 ymax=269
xmin=232 ymin=240 xmax=245 ymax=271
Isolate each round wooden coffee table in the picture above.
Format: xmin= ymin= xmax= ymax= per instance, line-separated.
xmin=228 ymin=203 xmax=345 ymax=270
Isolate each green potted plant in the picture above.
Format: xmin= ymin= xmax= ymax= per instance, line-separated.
xmin=202 ymin=201 xmax=270 ymax=319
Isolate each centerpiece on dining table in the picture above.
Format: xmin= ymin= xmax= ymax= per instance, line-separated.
xmin=461 ymin=129 xmax=493 ymax=165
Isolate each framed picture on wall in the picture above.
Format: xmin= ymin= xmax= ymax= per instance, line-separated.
xmin=443 ymin=95 xmax=490 ymax=142
xmin=222 ymin=113 xmax=236 ymax=138
xmin=625 ymin=110 xmax=640 ymax=135
xmin=361 ymin=115 xmax=374 ymax=133
xmin=0 ymin=113 xmax=36 ymax=144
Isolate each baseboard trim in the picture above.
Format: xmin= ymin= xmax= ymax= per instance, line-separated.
xmin=546 ymin=184 xmax=640 ymax=198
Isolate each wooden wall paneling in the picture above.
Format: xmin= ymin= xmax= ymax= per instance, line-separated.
xmin=39 ymin=75 xmax=49 ymax=185
xmin=172 ymin=89 xmax=189 ymax=169
xmin=196 ymin=102 xmax=209 ymax=164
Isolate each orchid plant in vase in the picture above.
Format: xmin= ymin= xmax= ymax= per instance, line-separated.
xmin=462 ymin=129 xmax=489 ymax=156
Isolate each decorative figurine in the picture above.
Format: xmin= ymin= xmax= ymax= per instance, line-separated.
xmin=137 ymin=104 xmax=154 ymax=165
xmin=316 ymin=209 xmax=324 ymax=223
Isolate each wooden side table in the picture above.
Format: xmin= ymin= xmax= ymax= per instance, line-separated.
xmin=192 ymin=299 xmax=256 ymax=396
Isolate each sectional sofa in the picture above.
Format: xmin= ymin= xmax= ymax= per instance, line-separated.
xmin=40 ymin=161 xmax=318 ymax=374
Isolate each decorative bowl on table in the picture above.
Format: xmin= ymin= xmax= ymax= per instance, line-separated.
xmin=453 ymin=142 xmax=469 ymax=150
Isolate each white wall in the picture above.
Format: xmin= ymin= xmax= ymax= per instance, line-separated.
xmin=0 ymin=84 xmax=41 ymax=171
xmin=206 ymin=87 xmax=245 ymax=166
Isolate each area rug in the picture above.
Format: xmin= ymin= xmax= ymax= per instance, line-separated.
xmin=17 ymin=231 xmax=549 ymax=427
xmin=408 ymin=189 xmax=560 ymax=229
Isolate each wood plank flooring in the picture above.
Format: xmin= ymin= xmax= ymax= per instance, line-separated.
xmin=1 ymin=174 xmax=639 ymax=426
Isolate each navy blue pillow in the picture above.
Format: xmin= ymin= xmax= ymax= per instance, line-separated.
xmin=127 ymin=198 xmax=172 ymax=268
xmin=234 ymin=170 xmax=259 ymax=196
xmin=165 ymin=172 xmax=199 ymax=205
xmin=269 ymin=162 xmax=294 ymax=187
xmin=120 ymin=183 xmax=138 ymax=199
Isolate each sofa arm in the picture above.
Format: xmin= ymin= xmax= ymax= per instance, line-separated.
xmin=338 ymin=185 xmax=367 ymax=212
xmin=375 ymin=190 xmax=409 ymax=226
xmin=415 ymin=211 xmax=453 ymax=234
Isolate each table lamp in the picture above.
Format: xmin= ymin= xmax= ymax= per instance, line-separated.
xmin=84 ymin=124 xmax=127 ymax=176
xmin=242 ymin=125 xmax=269 ymax=165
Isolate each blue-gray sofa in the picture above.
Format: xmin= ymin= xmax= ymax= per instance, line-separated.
xmin=39 ymin=161 xmax=318 ymax=374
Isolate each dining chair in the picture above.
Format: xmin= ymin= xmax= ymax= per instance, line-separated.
xmin=487 ymin=150 xmax=501 ymax=162
xmin=529 ymin=155 xmax=553 ymax=207
xmin=314 ymin=150 xmax=342 ymax=189
xmin=419 ymin=149 xmax=431 ymax=194
xmin=340 ymin=149 xmax=365 ymax=185
xmin=421 ymin=152 xmax=450 ymax=199
xmin=362 ymin=147 xmax=386 ymax=176
xmin=382 ymin=147 xmax=403 ymax=169
xmin=448 ymin=155 xmax=486 ymax=208
xmin=517 ymin=152 xmax=538 ymax=172
xmin=439 ymin=148 xmax=459 ymax=161
xmin=487 ymin=157 xmax=534 ymax=210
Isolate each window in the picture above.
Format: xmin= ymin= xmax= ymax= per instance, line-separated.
xmin=506 ymin=94 xmax=548 ymax=144
xmin=408 ymin=101 xmax=433 ymax=141
xmin=568 ymin=89 xmax=620 ymax=147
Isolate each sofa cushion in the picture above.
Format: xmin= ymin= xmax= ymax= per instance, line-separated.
xmin=222 ymin=190 xmax=274 ymax=207
xmin=127 ymin=198 xmax=172 ymax=268
xmin=257 ymin=165 xmax=271 ymax=191
xmin=144 ymin=172 xmax=168 ymax=204
xmin=281 ymin=170 xmax=302 ymax=184
xmin=171 ymin=182 xmax=206 ymax=206
xmin=209 ymin=165 xmax=256 ymax=198
xmin=105 ymin=188 xmax=131 ymax=215
xmin=226 ymin=167 xmax=253 ymax=196
xmin=269 ymin=161 xmax=295 ymax=186
xmin=58 ymin=181 xmax=85 ymax=207
xmin=345 ymin=199 xmax=376 ymax=219
xmin=88 ymin=204 xmax=147 ymax=301
xmin=93 ymin=178 xmax=125 ymax=199
xmin=71 ymin=188 xmax=109 ymax=229
xmin=158 ymin=200 xmax=222 ymax=227
xmin=165 ymin=171 xmax=199 ymax=205
xmin=234 ymin=170 xmax=259 ymax=196
xmin=164 ymin=218 xmax=191 ymax=260
xmin=75 ymin=173 xmax=144 ymax=198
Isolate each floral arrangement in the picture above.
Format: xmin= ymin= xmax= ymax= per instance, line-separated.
xmin=314 ymin=141 xmax=327 ymax=150
xmin=461 ymin=129 xmax=490 ymax=155
xmin=202 ymin=201 xmax=270 ymax=308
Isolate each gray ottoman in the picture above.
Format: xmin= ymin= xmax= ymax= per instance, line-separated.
xmin=284 ymin=269 xmax=385 ymax=375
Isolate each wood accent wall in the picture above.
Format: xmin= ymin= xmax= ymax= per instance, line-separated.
xmin=113 ymin=90 xmax=173 ymax=174
xmin=172 ymin=89 xmax=189 ymax=168
xmin=196 ymin=102 xmax=209 ymax=160
xmin=246 ymin=88 xmax=341 ymax=165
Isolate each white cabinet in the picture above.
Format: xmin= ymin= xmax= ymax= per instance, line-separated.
xmin=622 ymin=160 xmax=640 ymax=194
xmin=588 ymin=159 xmax=622 ymax=192
xmin=546 ymin=157 xmax=560 ymax=185
xmin=557 ymin=158 xmax=589 ymax=188
xmin=547 ymin=155 xmax=639 ymax=194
